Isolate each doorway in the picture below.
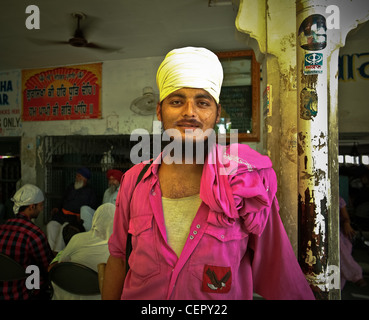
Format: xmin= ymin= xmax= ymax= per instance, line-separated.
xmin=0 ymin=137 xmax=21 ymax=221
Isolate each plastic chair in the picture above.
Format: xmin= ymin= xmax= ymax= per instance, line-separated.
xmin=49 ymin=262 xmax=100 ymax=295
xmin=0 ymin=253 xmax=26 ymax=281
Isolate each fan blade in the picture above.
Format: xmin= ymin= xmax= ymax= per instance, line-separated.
xmin=27 ymin=37 xmax=70 ymax=46
xmin=85 ymin=42 xmax=122 ymax=52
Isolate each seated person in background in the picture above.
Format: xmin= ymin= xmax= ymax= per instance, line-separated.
xmin=339 ymin=196 xmax=367 ymax=289
xmin=49 ymin=203 xmax=115 ymax=300
xmin=46 ymin=167 xmax=98 ymax=253
xmin=81 ymin=169 xmax=123 ymax=231
xmin=0 ymin=184 xmax=54 ymax=300
xmin=103 ymin=169 xmax=123 ymax=204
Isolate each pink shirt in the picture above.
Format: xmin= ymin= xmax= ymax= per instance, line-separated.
xmin=108 ymin=144 xmax=315 ymax=300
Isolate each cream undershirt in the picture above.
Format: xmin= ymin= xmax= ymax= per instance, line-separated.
xmin=162 ymin=194 xmax=202 ymax=258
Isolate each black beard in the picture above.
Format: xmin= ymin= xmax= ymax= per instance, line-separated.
xmin=161 ymin=130 xmax=216 ymax=163
xmin=159 ymin=107 xmax=218 ymax=163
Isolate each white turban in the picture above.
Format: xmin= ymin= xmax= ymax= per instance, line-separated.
xmin=11 ymin=184 xmax=44 ymax=214
xmin=156 ymin=47 xmax=223 ymax=103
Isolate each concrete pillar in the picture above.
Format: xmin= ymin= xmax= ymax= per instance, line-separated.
xmin=296 ymin=1 xmax=335 ymax=299
xmin=236 ymin=0 xmax=300 ymax=252
xmin=237 ymin=0 xmax=369 ymax=300
xmin=296 ymin=0 xmax=369 ymax=300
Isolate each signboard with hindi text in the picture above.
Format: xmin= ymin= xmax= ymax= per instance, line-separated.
xmin=22 ymin=63 xmax=102 ymax=121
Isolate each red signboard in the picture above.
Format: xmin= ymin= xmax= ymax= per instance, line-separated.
xmin=22 ymin=63 xmax=102 ymax=121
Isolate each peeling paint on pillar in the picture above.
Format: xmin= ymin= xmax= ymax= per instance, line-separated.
xmin=296 ymin=0 xmax=331 ymax=300
xmin=298 ymin=188 xmax=329 ymax=299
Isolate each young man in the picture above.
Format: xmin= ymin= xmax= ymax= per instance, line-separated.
xmin=103 ymin=47 xmax=315 ymax=300
xmin=0 ymin=184 xmax=54 ymax=300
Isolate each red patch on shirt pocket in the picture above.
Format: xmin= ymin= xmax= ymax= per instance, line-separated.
xmin=202 ymin=265 xmax=232 ymax=294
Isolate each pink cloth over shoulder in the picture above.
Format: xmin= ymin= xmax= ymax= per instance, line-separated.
xmin=201 ymin=144 xmax=315 ymax=299
xmin=201 ymin=143 xmax=274 ymax=235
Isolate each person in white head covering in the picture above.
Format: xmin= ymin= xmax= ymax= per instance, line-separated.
xmin=49 ymin=203 xmax=115 ymax=300
xmin=0 ymin=184 xmax=54 ymax=300
xmin=11 ymin=183 xmax=45 ymax=217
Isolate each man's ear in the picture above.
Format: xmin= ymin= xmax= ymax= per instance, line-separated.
xmin=156 ymin=102 xmax=162 ymax=121
xmin=216 ymin=104 xmax=221 ymax=123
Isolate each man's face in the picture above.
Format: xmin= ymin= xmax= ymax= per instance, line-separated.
xmin=75 ymin=173 xmax=87 ymax=183
xmin=156 ymin=88 xmax=221 ymax=142
xmin=108 ymin=176 xmax=120 ymax=193
xmin=74 ymin=173 xmax=87 ymax=189
xmin=29 ymin=201 xmax=44 ymax=219
xmin=108 ymin=176 xmax=120 ymax=188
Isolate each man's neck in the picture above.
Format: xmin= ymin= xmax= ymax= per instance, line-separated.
xmin=17 ymin=211 xmax=32 ymax=220
xmin=160 ymin=159 xmax=203 ymax=174
xmin=160 ymin=137 xmax=213 ymax=166
xmin=158 ymin=160 xmax=203 ymax=199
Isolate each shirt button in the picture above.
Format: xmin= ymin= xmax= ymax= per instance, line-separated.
xmin=193 ymin=230 xmax=197 ymax=235
xmin=190 ymin=235 xmax=194 ymax=240
xmin=196 ymin=224 xmax=200 ymax=229
xmin=220 ymin=235 xmax=225 ymax=239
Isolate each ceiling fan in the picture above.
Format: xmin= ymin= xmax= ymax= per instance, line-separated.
xmin=30 ymin=12 xmax=121 ymax=52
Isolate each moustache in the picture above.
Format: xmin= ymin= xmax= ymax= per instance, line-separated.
xmin=174 ymin=119 xmax=202 ymax=128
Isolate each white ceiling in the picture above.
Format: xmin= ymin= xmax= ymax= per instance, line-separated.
xmin=0 ymin=0 xmax=247 ymax=71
